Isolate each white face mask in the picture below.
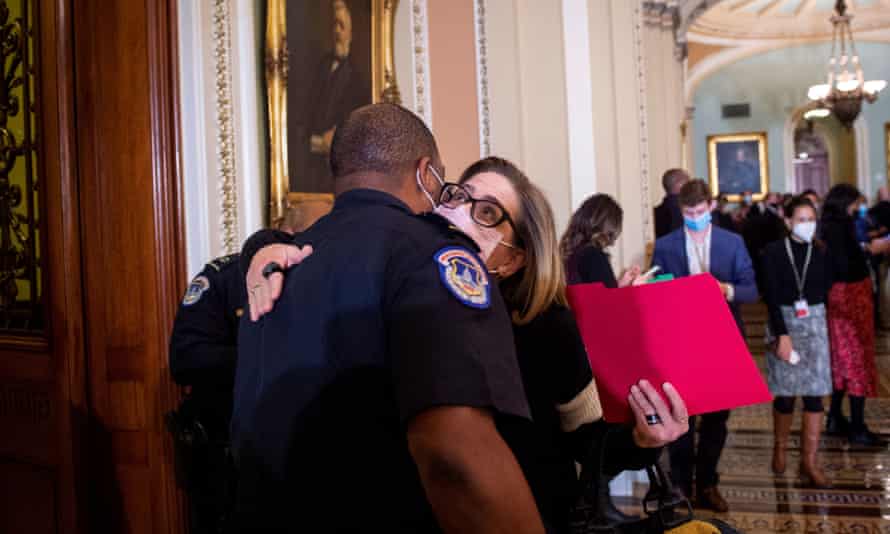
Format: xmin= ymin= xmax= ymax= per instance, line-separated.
xmin=434 ymin=204 xmax=504 ymax=262
xmin=792 ymin=221 xmax=817 ymax=243
xmin=416 ymin=165 xmax=445 ymax=211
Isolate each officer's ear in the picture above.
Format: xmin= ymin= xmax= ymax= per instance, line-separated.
xmin=419 ymin=157 xmax=444 ymax=190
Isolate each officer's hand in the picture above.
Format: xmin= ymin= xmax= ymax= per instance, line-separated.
xmin=247 ymin=243 xmax=314 ymax=321
xmin=627 ymin=380 xmax=689 ymax=448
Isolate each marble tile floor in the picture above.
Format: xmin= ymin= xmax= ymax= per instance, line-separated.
xmin=616 ymin=304 xmax=890 ymax=533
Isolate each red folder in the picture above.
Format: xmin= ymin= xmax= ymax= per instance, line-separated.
xmin=566 ymin=274 xmax=771 ymax=423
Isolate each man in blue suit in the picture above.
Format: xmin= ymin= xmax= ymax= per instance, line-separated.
xmin=651 ymin=179 xmax=758 ymax=513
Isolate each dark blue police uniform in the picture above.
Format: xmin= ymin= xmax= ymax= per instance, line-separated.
xmin=169 ymin=253 xmax=246 ymax=534
xmin=171 ymin=253 xmax=245 ymax=417
xmin=231 ymin=189 xmax=530 ymax=533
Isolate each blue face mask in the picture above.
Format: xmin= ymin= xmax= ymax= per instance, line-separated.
xmin=858 ymin=204 xmax=868 ymax=218
xmin=684 ymin=212 xmax=712 ymax=232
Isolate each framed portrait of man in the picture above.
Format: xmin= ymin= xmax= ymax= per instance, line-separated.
xmin=707 ymin=132 xmax=769 ymax=201
xmin=266 ymin=0 xmax=400 ymax=223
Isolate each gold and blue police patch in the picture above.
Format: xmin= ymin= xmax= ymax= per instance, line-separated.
xmin=182 ymin=275 xmax=210 ymax=306
xmin=434 ymin=247 xmax=490 ymax=309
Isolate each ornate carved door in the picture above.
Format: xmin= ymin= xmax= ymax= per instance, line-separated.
xmin=0 ymin=1 xmax=86 ymax=531
xmin=0 ymin=0 xmax=186 ymax=532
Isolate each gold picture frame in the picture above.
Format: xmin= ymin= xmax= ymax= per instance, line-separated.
xmin=885 ymin=122 xmax=889 ymax=184
xmin=707 ymin=132 xmax=769 ymax=202
xmin=265 ymin=0 xmax=401 ymax=223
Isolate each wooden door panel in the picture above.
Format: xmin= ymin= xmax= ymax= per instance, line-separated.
xmin=1 ymin=0 xmax=186 ymax=532
xmin=0 ymin=380 xmax=56 ymax=465
xmin=72 ymin=0 xmax=186 ymax=532
xmin=0 ymin=461 xmax=57 ymax=534
xmin=0 ymin=0 xmax=77 ymax=532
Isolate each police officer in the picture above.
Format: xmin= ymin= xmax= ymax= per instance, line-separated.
xmin=168 ymin=210 xmax=314 ymax=534
xmin=168 ymin=252 xmax=245 ymax=534
xmin=231 ymin=103 xmax=545 ymax=533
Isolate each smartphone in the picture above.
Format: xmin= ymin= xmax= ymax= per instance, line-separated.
xmin=641 ymin=265 xmax=661 ymax=280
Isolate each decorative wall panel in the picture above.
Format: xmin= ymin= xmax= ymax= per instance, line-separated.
xmin=0 ymin=0 xmax=42 ymax=335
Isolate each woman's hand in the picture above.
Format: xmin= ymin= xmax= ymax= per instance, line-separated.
xmin=867 ymin=238 xmax=890 ymax=255
xmin=246 ymin=243 xmax=314 ymax=321
xmin=775 ymin=335 xmax=793 ymax=362
xmin=618 ymin=266 xmax=642 ymax=288
xmin=627 ymin=380 xmax=689 ymax=448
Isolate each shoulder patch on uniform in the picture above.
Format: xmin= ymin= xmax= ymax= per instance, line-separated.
xmin=434 ymin=247 xmax=490 ymax=309
xmin=207 ymin=253 xmax=238 ymax=272
xmin=182 ymin=275 xmax=210 ymax=306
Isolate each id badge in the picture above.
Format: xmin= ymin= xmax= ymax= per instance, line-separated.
xmin=794 ymin=299 xmax=810 ymax=318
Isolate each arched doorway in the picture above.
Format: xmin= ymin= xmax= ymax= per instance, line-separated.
xmin=783 ymin=104 xmax=869 ymax=195
xmin=793 ymin=121 xmax=830 ymax=196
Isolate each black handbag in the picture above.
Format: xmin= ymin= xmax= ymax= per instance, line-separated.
xmin=568 ymin=426 xmax=694 ymax=534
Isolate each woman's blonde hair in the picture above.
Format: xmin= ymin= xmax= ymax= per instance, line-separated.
xmin=458 ymin=157 xmax=567 ymax=325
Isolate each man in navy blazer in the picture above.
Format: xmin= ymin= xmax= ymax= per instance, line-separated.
xmin=651 ymin=179 xmax=757 ymax=513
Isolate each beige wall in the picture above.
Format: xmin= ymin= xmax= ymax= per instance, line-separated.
xmin=415 ymin=0 xmax=684 ymax=269
xmin=492 ymin=0 xmax=572 ymax=232
xmin=644 ymin=16 xmax=686 ymax=213
xmin=180 ymin=0 xmax=687 ymax=276
xmin=428 ymin=0 xmax=481 ymax=176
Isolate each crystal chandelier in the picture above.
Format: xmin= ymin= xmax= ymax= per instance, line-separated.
xmin=807 ymin=0 xmax=886 ymax=128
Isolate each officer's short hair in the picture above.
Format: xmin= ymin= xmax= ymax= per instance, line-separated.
xmin=330 ymin=103 xmax=439 ymax=180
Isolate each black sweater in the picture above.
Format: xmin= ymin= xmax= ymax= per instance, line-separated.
xmin=499 ymin=304 xmax=656 ymax=530
xmin=762 ymin=238 xmax=833 ymax=337
xmin=820 ymin=216 xmax=869 ymax=284
xmin=566 ymin=246 xmax=618 ymax=288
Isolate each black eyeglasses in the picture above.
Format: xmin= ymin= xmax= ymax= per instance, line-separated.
xmin=439 ymin=183 xmax=522 ymax=242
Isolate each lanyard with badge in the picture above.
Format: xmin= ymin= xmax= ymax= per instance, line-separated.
xmin=785 ymin=238 xmax=813 ymax=318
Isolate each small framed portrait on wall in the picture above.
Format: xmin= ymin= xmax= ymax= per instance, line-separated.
xmin=707 ymin=132 xmax=769 ymax=201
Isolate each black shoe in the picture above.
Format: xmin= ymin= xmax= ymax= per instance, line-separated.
xmin=601 ymin=494 xmax=637 ymax=524
xmin=594 ymin=473 xmax=639 ymax=525
xmin=825 ymin=413 xmax=850 ymax=436
xmin=695 ymin=485 xmax=729 ymax=513
xmin=848 ymin=428 xmax=887 ymax=447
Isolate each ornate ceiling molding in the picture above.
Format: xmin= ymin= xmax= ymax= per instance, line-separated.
xmin=675 ymin=0 xmax=726 ymax=59
xmin=681 ymin=0 xmax=890 ymax=46
xmin=642 ymin=0 xmax=680 ymax=30
xmin=685 ymin=31 xmax=890 ymax=104
xmin=690 ymin=1 xmax=890 ymax=42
